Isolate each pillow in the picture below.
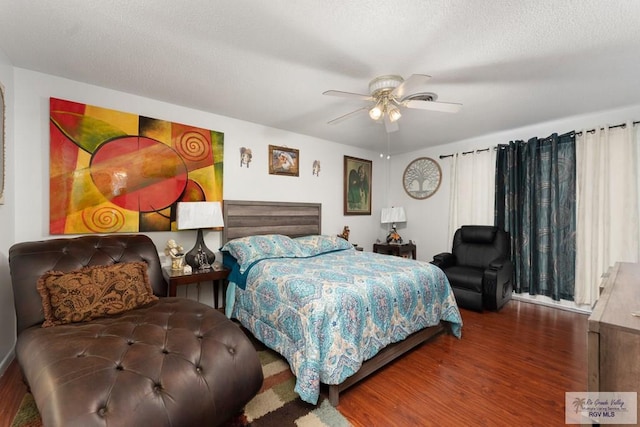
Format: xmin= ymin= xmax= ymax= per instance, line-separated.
xmin=295 ymin=234 xmax=354 ymax=257
xmin=37 ymin=261 xmax=158 ymax=328
xmin=220 ymin=234 xmax=305 ymax=273
xmin=221 ymin=250 xmax=238 ymax=269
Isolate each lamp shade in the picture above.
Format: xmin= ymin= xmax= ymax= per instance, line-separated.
xmin=380 ymin=207 xmax=407 ymax=224
xmin=176 ymin=201 xmax=224 ymax=230
xmin=176 ymin=202 xmax=224 ymax=271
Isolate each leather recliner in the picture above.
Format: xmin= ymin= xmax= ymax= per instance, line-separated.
xmin=431 ymin=225 xmax=513 ymax=311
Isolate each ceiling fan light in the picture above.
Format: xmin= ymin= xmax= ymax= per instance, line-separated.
xmin=369 ymin=105 xmax=383 ymax=120
xmin=388 ymin=106 xmax=401 ymax=122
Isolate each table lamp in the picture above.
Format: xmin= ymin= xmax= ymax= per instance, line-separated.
xmin=381 ymin=206 xmax=406 ymax=244
xmin=177 ymin=201 xmax=224 ymax=271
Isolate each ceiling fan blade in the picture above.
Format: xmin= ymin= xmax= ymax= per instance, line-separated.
xmin=405 ymin=99 xmax=462 ymax=113
xmin=323 ymin=90 xmax=373 ymax=102
xmin=384 ymin=115 xmax=399 ymax=133
xmin=392 ymin=74 xmax=431 ymax=99
xmin=327 ymin=107 xmax=369 ymax=125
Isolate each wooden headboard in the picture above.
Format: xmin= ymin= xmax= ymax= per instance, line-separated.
xmin=222 ymin=200 xmax=322 ymax=243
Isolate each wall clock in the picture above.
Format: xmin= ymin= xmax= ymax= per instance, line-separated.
xmin=402 ymin=157 xmax=441 ymax=199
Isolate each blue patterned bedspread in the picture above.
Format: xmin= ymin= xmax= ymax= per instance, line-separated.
xmin=230 ymin=249 xmax=462 ymax=404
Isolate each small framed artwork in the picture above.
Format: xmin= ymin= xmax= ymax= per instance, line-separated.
xmin=269 ymin=145 xmax=299 ymax=176
xmin=344 ymin=155 xmax=372 ymax=215
xmin=240 ymin=147 xmax=253 ymax=168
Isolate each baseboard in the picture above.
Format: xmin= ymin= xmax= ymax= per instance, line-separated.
xmin=0 ymin=348 xmax=15 ymax=377
xmin=512 ymin=293 xmax=592 ymax=315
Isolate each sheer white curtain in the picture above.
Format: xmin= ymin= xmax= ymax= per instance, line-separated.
xmin=575 ymin=122 xmax=639 ymax=305
xmin=447 ymin=149 xmax=496 ymax=241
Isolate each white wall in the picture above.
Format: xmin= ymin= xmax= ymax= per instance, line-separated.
xmin=14 ymin=69 xmax=387 ymax=249
xmin=390 ymin=103 xmax=640 ymax=263
xmin=1 ymin=68 xmax=387 ymax=374
xmin=0 ymin=50 xmax=16 ymax=375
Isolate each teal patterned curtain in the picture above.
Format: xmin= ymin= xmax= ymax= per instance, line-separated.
xmin=495 ymin=133 xmax=576 ymax=301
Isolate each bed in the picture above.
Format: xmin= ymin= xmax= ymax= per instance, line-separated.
xmin=221 ymin=200 xmax=463 ymax=406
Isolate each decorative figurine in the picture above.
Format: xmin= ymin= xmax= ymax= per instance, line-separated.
xmin=338 ymin=226 xmax=350 ymax=241
xmin=194 ymin=247 xmax=212 ymax=271
xmin=386 ymin=226 xmax=403 ymax=244
xmin=165 ymin=239 xmax=186 ymax=271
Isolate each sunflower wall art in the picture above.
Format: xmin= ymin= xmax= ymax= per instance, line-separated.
xmin=49 ymin=98 xmax=224 ymax=234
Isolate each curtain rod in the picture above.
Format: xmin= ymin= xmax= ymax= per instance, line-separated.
xmin=439 ymin=120 xmax=640 ymax=159
xmin=439 ymin=147 xmax=493 ymax=159
xmin=574 ymin=120 xmax=640 ymax=136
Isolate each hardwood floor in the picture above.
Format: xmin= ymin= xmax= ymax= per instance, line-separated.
xmin=0 ymin=353 xmax=27 ymax=427
xmin=337 ymin=300 xmax=588 ymax=427
xmin=0 ymin=300 xmax=587 ymax=427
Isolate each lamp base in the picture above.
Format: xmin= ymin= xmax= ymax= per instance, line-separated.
xmin=185 ymin=229 xmax=216 ymax=271
xmin=386 ymin=226 xmax=403 ymax=245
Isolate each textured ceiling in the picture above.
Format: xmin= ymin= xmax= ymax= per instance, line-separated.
xmin=1 ymin=1 xmax=639 ymax=154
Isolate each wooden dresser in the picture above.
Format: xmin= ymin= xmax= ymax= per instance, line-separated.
xmin=588 ymin=262 xmax=640 ymax=413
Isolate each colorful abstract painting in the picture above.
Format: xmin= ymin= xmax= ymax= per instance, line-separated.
xmin=49 ymin=98 xmax=224 ymax=234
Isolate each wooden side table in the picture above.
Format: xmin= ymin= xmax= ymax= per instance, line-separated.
xmin=163 ymin=264 xmax=230 ymax=308
xmin=372 ymin=242 xmax=417 ymax=260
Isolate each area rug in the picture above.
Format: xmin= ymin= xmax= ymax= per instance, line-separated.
xmin=11 ymin=340 xmax=352 ymax=427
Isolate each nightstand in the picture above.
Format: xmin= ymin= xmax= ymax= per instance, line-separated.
xmin=372 ymin=242 xmax=417 ymax=260
xmin=163 ymin=264 xmax=230 ymax=308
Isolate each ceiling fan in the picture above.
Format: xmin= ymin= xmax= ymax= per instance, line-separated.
xmin=323 ymin=74 xmax=462 ymax=133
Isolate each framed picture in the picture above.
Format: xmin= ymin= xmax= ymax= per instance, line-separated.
xmin=49 ymin=97 xmax=224 ymax=234
xmin=269 ymin=145 xmax=299 ymax=176
xmin=344 ymin=155 xmax=372 ymax=215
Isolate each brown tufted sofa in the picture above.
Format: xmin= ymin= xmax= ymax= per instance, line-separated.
xmin=9 ymin=234 xmax=263 ymax=427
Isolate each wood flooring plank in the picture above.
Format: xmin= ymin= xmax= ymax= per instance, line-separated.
xmin=0 ymin=358 xmax=27 ymax=427
xmin=337 ymin=300 xmax=588 ymax=426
